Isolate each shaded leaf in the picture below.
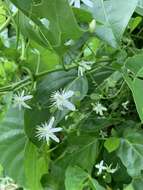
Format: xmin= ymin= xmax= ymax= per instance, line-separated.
xmin=24 ymin=141 xmax=47 ymax=190
xmin=124 ymin=53 xmax=143 ymax=122
xmin=46 ymin=134 xmax=99 ymax=190
xmin=91 ymin=0 xmax=138 ymax=47
xmin=117 ymin=129 xmax=143 ymax=177
xmin=10 ymin=0 xmax=83 ymax=49
xmin=65 ymin=166 xmax=88 ymax=190
xmin=104 ymin=137 xmax=120 ymax=153
xmin=0 ymin=108 xmax=26 ymax=185
xmin=89 ymin=178 xmax=105 ymax=190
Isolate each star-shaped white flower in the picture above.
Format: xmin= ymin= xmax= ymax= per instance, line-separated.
xmin=106 ymin=164 xmax=118 ymax=174
xmin=95 ymin=160 xmax=107 ymax=175
xmin=51 ymin=89 xmax=75 ymax=111
xmin=13 ymin=90 xmax=33 ymax=110
xmin=99 ymin=130 xmax=107 ymax=138
xmin=78 ymin=61 xmax=93 ymax=76
xmin=69 ymin=0 xmax=93 ymax=8
xmin=92 ymin=102 xmax=107 ymax=116
xmin=36 ymin=117 xmax=62 ymax=143
xmin=122 ymin=101 xmax=129 ymax=110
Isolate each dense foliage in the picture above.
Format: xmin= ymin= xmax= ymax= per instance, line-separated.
xmin=1 ymin=0 xmax=143 ymax=189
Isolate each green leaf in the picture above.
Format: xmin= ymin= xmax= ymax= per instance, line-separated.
xmin=46 ymin=134 xmax=99 ymax=190
xmin=17 ymin=12 xmax=51 ymax=48
xmin=25 ymin=44 xmax=59 ymax=73
xmin=65 ymin=166 xmax=105 ymax=190
xmin=10 ymin=0 xmax=83 ymax=49
xmin=65 ymin=166 xmax=88 ymax=190
xmin=91 ymin=0 xmax=138 ymax=47
xmin=124 ymin=53 xmax=143 ymax=122
xmin=124 ymin=178 xmax=143 ymax=190
xmin=24 ymin=141 xmax=47 ymax=190
xmin=117 ymin=129 xmax=143 ymax=177
xmin=124 ymin=184 xmax=134 ymax=190
xmin=89 ymin=178 xmax=105 ymax=190
xmin=132 ymin=178 xmax=143 ymax=190
xmin=0 ymin=1 xmax=6 ymax=27
xmin=0 ymin=164 xmax=3 ymax=177
xmin=129 ymin=17 xmax=142 ymax=33
xmin=0 ymin=108 xmax=26 ymax=185
xmin=104 ymin=137 xmax=120 ymax=153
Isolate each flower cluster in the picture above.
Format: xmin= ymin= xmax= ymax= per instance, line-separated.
xmin=95 ymin=160 xmax=118 ymax=176
xmin=13 ymin=88 xmax=75 ymax=144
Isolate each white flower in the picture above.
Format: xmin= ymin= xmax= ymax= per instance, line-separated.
xmin=69 ymin=0 xmax=93 ymax=8
xmin=0 ymin=176 xmax=17 ymax=190
xmin=106 ymin=164 xmax=118 ymax=174
xmin=40 ymin=18 xmax=50 ymax=29
xmin=99 ymin=130 xmax=107 ymax=138
xmin=36 ymin=117 xmax=62 ymax=143
xmin=122 ymin=101 xmax=129 ymax=110
xmin=51 ymin=89 xmax=75 ymax=111
xmin=95 ymin=160 xmax=107 ymax=175
xmin=13 ymin=90 xmax=33 ymax=110
xmin=64 ymin=39 xmax=75 ymax=46
xmin=78 ymin=61 xmax=93 ymax=76
xmin=92 ymin=102 xmax=107 ymax=116
xmin=10 ymin=4 xmax=17 ymax=13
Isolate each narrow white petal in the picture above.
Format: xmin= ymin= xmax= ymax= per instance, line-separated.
xmin=84 ymin=65 xmax=91 ymax=70
xmin=46 ymin=136 xmax=50 ymax=143
xmin=99 ymin=110 xmax=103 ymax=116
xmin=82 ymin=0 xmax=93 ymax=7
xmin=74 ymin=0 xmax=80 ymax=8
xmin=50 ymin=134 xmax=60 ymax=143
xmin=21 ymin=90 xmax=25 ymax=97
xmin=69 ymin=0 xmax=75 ymax=6
xmin=50 ymin=127 xmax=63 ymax=133
xmin=63 ymin=90 xmax=74 ymax=99
xmin=103 ymin=107 xmax=107 ymax=111
xmin=63 ymin=100 xmax=76 ymax=111
xmin=48 ymin=117 xmax=55 ymax=128
xmin=22 ymin=102 xmax=32 ymax=109
xmin=22 ymin=95 xmax=33 ymax=101
xmin=78 ymin=67 xmax=82 ymax=76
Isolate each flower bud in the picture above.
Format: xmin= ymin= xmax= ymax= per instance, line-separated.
xmin=89 ymin=19 xmax=96 ymax=33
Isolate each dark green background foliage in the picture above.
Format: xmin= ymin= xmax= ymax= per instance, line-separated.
xmin=1 ymin=0 xmax=143 ymax=189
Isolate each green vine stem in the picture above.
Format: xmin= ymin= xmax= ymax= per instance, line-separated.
xmin=0 ymin=10 xmax=18 ymax=33
xmin=0 ymin=59 xmax=113 ymax=93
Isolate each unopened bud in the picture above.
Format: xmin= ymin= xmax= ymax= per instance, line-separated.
xmin=89 ymin=19 xmax=96 ymax=33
